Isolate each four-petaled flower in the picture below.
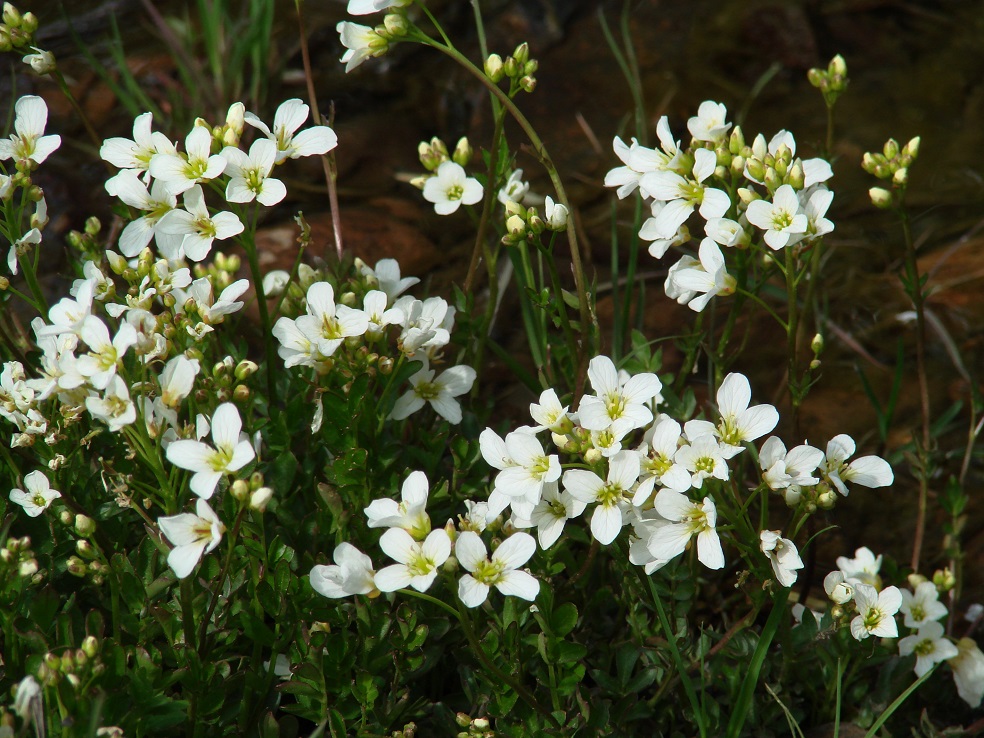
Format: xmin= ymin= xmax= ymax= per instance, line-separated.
xmin=157 ymin=498 xmax=225 ymax=579
xmin=0 ymin=95 xmax=61 ymax=168
xmin=9 ymin=470 xmax=61 ymax=517
xmin=850 ymin=583 xmax=901 ymax=641
xmin=423 ymin=161 xmax=483 ymax=215
xmin=373 ymin=528 xmax=451 ymax=593
xmin=390 ymin=360 xmax=476 ymax=424
xmin=165 ymin=403 xmax=255 ymax=499
xmin=310 ymin=543 xmax=377 ymax=598
xmin=456 ymin=531 xmax=539 ymax=607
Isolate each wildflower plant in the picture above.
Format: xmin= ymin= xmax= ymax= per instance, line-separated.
xmin=0 ymin=1 xmax=981 ymax=736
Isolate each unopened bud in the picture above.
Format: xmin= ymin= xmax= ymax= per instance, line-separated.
xmin=868 ymin=187 xmax=893 ymax=209
xmin=933 ymin=567 xmax=956 ymax=592
xmin=519 ymin=75 xmax=536 ymax=93
xmin=82 ymin=635 xmax=99 ymax=658
xmin=904 ymin=136 xmax=920 ymax=158
xmin=882 ymin=138 xmax=900 ymax=160
xmin=745 ymin=158 xmax=766 ymax=183
xmin=234 ymin=360 xmax=258 ymax=380
xmin=892 ymin=167 xmax=908 ymax=186
xmin=383 ymin=12 xmax=408 ymax=36
xmin=584 ymin=447 xmax=602 ymax=464
xmin=484 ymin=53 xmax=504 ymax=83
xmin=250 ymin=487 xmax=273 ymax=512
xmin=811 ymin=333 xmax=824 ymax=355
xmin=512 ymin=42 xmax=529 ymax=66
xmin=452 ymin=137 xmax=472 ymax=167
xmin=76 ymin=540 xmax=97 ymax=559
xmin=829 ymin=54 xmax=847 ymax=78
xmin=231 ymin=479 xmax=250 ymax=501
xmin=232 ymin=384 xmax=251 ymax=402
xmin=75 ymin=514 xmax=96 ymax=537
xmin=84 ymin=216 xmax=101 ymax=236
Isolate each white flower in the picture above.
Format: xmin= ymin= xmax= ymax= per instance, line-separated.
xmin=836 ymin=546 xmax=882 ymax=588
xmin=820 ymin=434 xmax=894 ymax=496
xmin=544 ymin=196 xmax=569 ymax=230
xmin=262 ymin=270 xmax=290 ymax=297
xmin=244 ymin=99 xmax=337 ymax=164
xmin=529 ymin=387 xmax=573 ymax=434
xmin=949 ymin=637 xmax=984 ymax=708
xmin=347 ymin=0 xmax=411 ymax=14
xmin=687 ymin=100 xmax=731 ymax=143
xmin=898 ymin=621 xmax=959 ymax=678
xmin=0 ymin=95 xmax=61 ymax=167
xmin=758 ymin=436 xmax=823 ymax=492
xmin=7 ymin=227 xmax=41 ymax=275
xmin=294 ymin=281 xmax=370 ymax=358
xmin=803 ymin=186 xmax=835 ymax=239
xmin=156 ymin=185 xmax=244 ymax=262
xmin=578 ymin=355 xmax=661 ymax=432
xmin=899 ymin=581 xmax=948 ymax=628
xmin=149 ymin=126 xmax=226 ymax=195
xmin=359 ymin=258 xmax=419 ymax=301
xmin=456 ymin=531 xmax=539 ymax=607
xmin=363 ymin=290 xmax=403 ymax=336
xmin=639 ymin=149 xmax=730 ymax=239
xmin=221 ymin=138 xmax=286 ymax=205
xmin=365 ymin=470 xmax=432 ymax=539
xmin=638 ymin=416 xmax=692 ymax=494
xmin=159 ymin=355 xmax=200 ymax=409
xmin=759 ymin=530 xmax=804 ymax=587
xmin=165 ymin=403 xmax=255 ymax=499
xmin=823 ymin=571 xmax=854 ymax=603
xmin=24 ymin=47 xmax=56 ymax=75
xmin=850 ymin=583 xmax=901 ymax=641
xmin=665 ymin=239 xmax=736 ymax=312
xmin=107 ymin=170 xmax=181 ymax=258
xmin=373 ymin=528 xmax=451 ymax=593
xmin=157 ymin=498 xmax=225 ymax=579
xmin=498 ymin=169 xmax=529 ymax=205
xmin=480 ymin=429 xmax=560 ymax=513
xmin=745 ymin=184 xmax=808 ymax=250
xmin=337 ymin=21 xmax=388 ymax=72
xmin=422 ymin=161 xmax=484 ymax=215
xmin=75 ymin=316 xmax=138 ymax=390
xmin=10 ymin=470 xmax=61 ymax=517
xmin=390 ymin=361 xmax=476 ymax=424
xmin=673 ymin=434 xmax=731 ymax=488
xmin=690 ymin=372 xmax=779 ymax=450
xmin=85 ymin=375 xmax=136 ymax=432
xmin=562 ymin=450 xmax=641 ymax=545
xmin=648 ymin=491 xmax=724 ymax=569
xmin=515 ymin=480 xmax=586 ymax=549
xmin=13 ymin=675 xmax=42 ymax=722
xmin=310 ymin=543 xmax=377 ymax=598
xmin=101 ymin=111 xmax=173 ymax=178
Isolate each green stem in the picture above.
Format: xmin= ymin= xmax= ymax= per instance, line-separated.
xmin=784 ymin=245 xmax=801 ymax=430
xmin=464 ymin=106 xmax=507 ymax=294
xmin=412 ymin=30 xmax=594 ymax=396
xmin=239 ymin=226 xmax=278 ymax=408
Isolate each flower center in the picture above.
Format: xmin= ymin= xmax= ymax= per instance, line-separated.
xmin=414 ymin=381 xmax=441 ymax=401
xmin=446 ymin=184 xmax=464 ymax=201
xmin=471 ymin=558 xmax=505 ymax=585
xmin=596 ymin=482 xmax=624 ymax=508
xmin=406 ymin=549 xmax=436 ymax=578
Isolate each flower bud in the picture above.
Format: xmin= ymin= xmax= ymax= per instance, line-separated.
xmin=76 ymin=540 xmax=97 ymax=560
xmin=512 ymin=42 xmax=529 ymax=66
xmin=85 ymin=216 xmax=101 ymax=236
xmin=868 ymin=187 xmax=893 ymax=209
xmin=882 ymin=138 xmax=900 ymax=160
xmin=235 ymin=360 xmax=258 ymax=380
xmin=250 ymin=487 xmax=273 ymax=512
xmin=484 ymin=53 xmax=504 ymax=83
xmin=503 ymin=56 xmax=519 ymax=78
xmin=59 ymin=510 xmax=74 ymax=525
xmin=829 ymin=54 xmax=847 ymax=79
xmin=233 ymin=384 xmax=251 ymax=402
xmin=82 ymin=635 xmax=99 ymax=658
xmin=811 ymin=333 xmax=824 ymax=355
xmin=383 ymin=12 xmax=408 ymax=36
xmin=19 ymin=558 xmax=38 ymax=577
xmin=787 ymin=162 xmax=804 ymax=189
xmin=519 ymin=75 xmax=536 ymax=93
xmin=231 ymin=479 xmax=250 ymax=501
xmin=523 ymin=60 xmax=538 ymax=76
xmin=904 ymin=136 xmax=920 ymax=158
xmin=744 ymin=158 xmax=766 ymax=183
xmin=892 ymin=167 xmax=908 ymax=186
xmin=933 ymin=567 xmax=956 ymax=592
xmin=75 ymin=514 xmax=96 ymax=537
xmin=824 ymin=571 xmax=854 ymax=604
xmin=505 ymin=213 xmax=526 ymax=237
xmin=3 ymin=3 xmax=22 ymax=26
xmin=807 ymin=67 xmax=824 ymax=89
xmin=861 ymin=152 xmax=878 ymax=174
xmin=584 ymin=447 xmax=602 ymax=465
xmin=452 ymin=137 xmax=473 ymax=167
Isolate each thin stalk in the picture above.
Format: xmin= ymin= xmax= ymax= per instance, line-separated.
xmin=899 ymin=201 xmax=932 ymax=572
xmin=464 ymin=107 xmax=507 ymax=293
xmin=785 ymin=244 xmax=801 ymax=432
xmin=50 ymin=70 xmax=105 ymax=155
xmin=239 ymin=229 xmax=278 ymax=407
xmin=296 ymin=0 xmax=344 ymax=260
xmin=198 ymin=506 xmax=248 ymax=656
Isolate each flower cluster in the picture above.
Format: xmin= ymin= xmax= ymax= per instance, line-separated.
xmin=605 ymin=101 xmax=835 ymax=311
xmin=814 ymin=547 xmax=984 ymax=707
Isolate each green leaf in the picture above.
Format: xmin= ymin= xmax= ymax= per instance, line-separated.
xmin=327 ymin=710 xmax=346 ymax=738
xmin=239 ymin=611 xmax=276 ymax=646
xmin=550 ymin=603 xmax=578 ymax=637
